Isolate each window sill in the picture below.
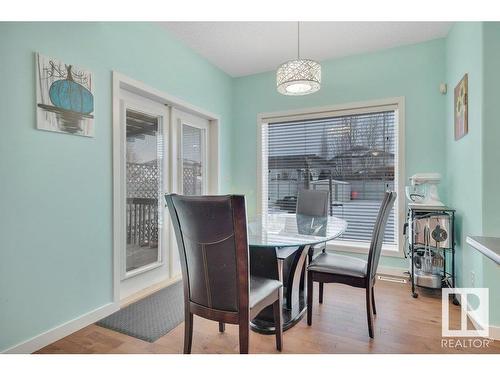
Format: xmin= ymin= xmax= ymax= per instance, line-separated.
xmin=326 ymin=240 xmax=403 ymax=258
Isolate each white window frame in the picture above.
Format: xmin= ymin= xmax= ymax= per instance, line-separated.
xmin=257 ymin=97 xmax=405 ymax=258
xmin=119 ymin=90 xmax=169 ymax=281
xmin=112 ymin=72 xmax=220 ymax=302
xmin=174 ymin=109 xmax=210 ymax=195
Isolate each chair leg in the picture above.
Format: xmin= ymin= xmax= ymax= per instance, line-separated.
xmin=307 ymin=271 xmax=313 ymax=326
xmin=319 ymin=282 xmax=324 ymax=304
xmin=371 ymin=286 xmax=377 ymax=315
xmin=366 ymin=287 xmax=374 ymax=339
xmin=219 ymin=322 xmax=225 ymax=333
xmin=239 ymin=321 xmax=249 ymax=354
xmin=184 ymin=312 xmax=193 ymax=354
xmin=273 ymin=296 xmax=283 ymax=351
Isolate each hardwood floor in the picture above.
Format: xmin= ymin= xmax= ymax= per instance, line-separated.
xmin=36 ymin=280 xmax=500 ymax=354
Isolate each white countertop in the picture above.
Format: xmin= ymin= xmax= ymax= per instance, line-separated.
xmin=466 ymin=236 xmax=500 ymax=265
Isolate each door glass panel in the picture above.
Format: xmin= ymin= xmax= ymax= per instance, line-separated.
xmin=182 ymin=124 xmax=204 ymax=195
xmin=126 ymin=109 xmax=163 ymax=272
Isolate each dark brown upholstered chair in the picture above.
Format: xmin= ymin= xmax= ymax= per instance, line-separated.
xmin=296 ymin=189 xmax=330 ymax=263
xmin=275 ymin=189 xmax=330 ymax=308
xmin=165 ymin=194 xmax=283 ymax=354
xmin=297 ymin=188 xmax=329 ymax=217
xmin=306 ymin=191 xmax=397 ymax=338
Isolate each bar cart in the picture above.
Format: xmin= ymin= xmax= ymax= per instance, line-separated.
xmin=405 ymin=205 xmax=458 ymax=305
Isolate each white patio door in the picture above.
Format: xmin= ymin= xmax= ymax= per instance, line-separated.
xmin=113 ymin=74 xmax=220 ymax=300
xmin=168 ymin=109 xmax=210 ymax=278
xmin=174 ymin=109 xmax=210 ymax=195
xmin=119 ymin=90 xmax=170 ymax=299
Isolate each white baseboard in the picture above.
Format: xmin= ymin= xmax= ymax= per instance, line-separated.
xmin=2 ymin=302 xmax=119 ymax=354
xmin=465 ymin=302 xmax=500 ymax=341
xmin=490 ymin=325 xmax=500 ymax=341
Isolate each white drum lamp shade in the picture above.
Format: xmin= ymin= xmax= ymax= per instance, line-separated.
xmin=276 ymin=58 xmax=321 ymax=96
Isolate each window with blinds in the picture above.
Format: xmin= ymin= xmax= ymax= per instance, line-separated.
xmin=182 ymin=124 xmax=204 ymax=195
xmin=262 ymin=109 xmax=397 ymax=247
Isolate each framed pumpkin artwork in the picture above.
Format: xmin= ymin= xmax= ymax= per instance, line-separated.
xmin=454 ymin=73 xmax=468 ymax=140
xmin=35 ymin=53 xmax=95 ymax=137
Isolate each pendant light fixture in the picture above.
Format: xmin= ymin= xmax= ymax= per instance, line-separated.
xmin=277 ymin=22 xmax=321 ymax=96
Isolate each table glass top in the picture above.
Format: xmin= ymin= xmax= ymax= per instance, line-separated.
xmin=247 ymin=213 xmax=347 ymax=248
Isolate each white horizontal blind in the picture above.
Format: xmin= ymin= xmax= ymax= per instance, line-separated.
xmin=262 ymin=110 xmax=396 ymax=245
xmin=182 ymin=124 xmax=204 ymax=196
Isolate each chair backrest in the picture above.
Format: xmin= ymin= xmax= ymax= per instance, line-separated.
xmin=366 ymin=191 xmax=397 ymax=281
xmin=165 ymin=194 xmax=249 ymax=313
xmin=296 ymin=189 xmax=329 ymax=217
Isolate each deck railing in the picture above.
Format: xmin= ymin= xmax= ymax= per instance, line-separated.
xmin=126 ymin=198 xmax=158 ymax=247
xmin=125 ymin=160 xmax=201 ymax=249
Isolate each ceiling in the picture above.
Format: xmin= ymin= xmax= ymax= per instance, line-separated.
xmin=159 ymin=22 xmax=453 ymax=77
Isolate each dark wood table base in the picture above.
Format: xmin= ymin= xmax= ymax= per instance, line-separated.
xmin=250 ymin=291 xmax=307 ymax=334
xmin=250 ymin=245 xmax=309 ymax=334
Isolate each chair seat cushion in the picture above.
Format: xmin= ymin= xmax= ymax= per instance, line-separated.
xmin=249 ymin=276 xmax=282 ymax=309
xmin=308 ymin=252 xmax=367 ymax=278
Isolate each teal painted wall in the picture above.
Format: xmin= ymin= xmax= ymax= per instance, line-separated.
xmin=445 ymin=22 xmax=484 ymax=292
xmin=480 ymin=22 xmax=500 ymax=325
xmin=231 ymin=39 xmax=447 ymax=268
xmin=445 ymin=22 xmax=500 ymax=326
xmin=0 ymin=22 xmax=233 ymax=351
xmin=2 ymin=22 xmax=500 ymax=351
xmin=482 ymin=22 xmax=500 ymax=237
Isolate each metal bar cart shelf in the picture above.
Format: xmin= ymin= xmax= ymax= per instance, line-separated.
xmin=405 ymin=205 xmax=458 ymax=305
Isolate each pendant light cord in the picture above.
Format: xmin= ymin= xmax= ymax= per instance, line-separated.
xmin=297 ymin=21 xmax=300 ymax=59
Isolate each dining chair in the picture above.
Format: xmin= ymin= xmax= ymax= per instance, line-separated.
xmin=296 ymin=188 xmax=330 ymax=217
xmin=296 ymin=189 xmax=330 ymax=263
xmin=276 ymin=188 xmax=330 ymax=308
xmin=306 ymin=191 xmax=397 ymax=338
xmin=165 ymin=194 xmax=283 ymax=354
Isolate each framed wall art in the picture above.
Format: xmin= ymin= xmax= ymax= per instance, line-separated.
xmin=36 ymin=53 xmax=95 ymax=137
xmin=454 ymin=73 xmax=468 ymax=141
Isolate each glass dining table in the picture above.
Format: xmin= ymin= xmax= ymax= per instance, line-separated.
xmin=247 ymin=213 xmax=347 ymax=333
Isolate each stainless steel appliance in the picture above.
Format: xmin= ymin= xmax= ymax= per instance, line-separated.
xmin=405 ymin=206 xmax=457 ymax=304
xmin=410 ymin=214 xmax=451 ymax=249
